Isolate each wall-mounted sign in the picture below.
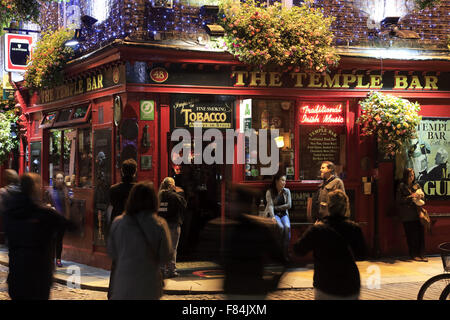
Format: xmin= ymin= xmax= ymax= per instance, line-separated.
xmin=231 ymin=70 xmax=443 ymax=91
xmin=411 ymin=117 xmax=450 ymax=199
xmin=3 ymin=33 xmax=33 ymax=72
xmin=299 ymin=103 xmax=345 ymax=125
xmin=140 ymin=100 xmax=155 ymax=120
xmin=150 ymin=67 xmax=169 ymax=83
xmin=171 ymin=95 xmax=234 ymax=130
xmin=299 ymin=125 xmax=346 ymax=180
xmin=39 ymin=64 xmax=125 ymax=104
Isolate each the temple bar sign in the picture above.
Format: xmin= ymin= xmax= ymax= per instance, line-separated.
xmin=4 ymin=33 xmax=33 ymax=72
xmin=232 ymin=71 xmax=442 ymax=90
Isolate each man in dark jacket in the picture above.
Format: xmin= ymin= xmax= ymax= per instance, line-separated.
xmin=158 ymin=177 xmax=187 ymax=278
xmin=106 ymin=158 xmax=137 ymax=299
xmin=294 ymin=189 xmax=366 ymax=300
xmin=312 ymin=161 xmax=346 ymax=221
xmin=3 ymin=173 xmax=72 ymax=300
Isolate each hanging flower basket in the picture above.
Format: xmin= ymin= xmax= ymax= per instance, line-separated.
xmin=218 ymin=0 xmax=339 ymax=72
xmin=23 ymin=27 xmax=74 ymax=90
xmin=357 ymin=91 xmax=422 ymax=156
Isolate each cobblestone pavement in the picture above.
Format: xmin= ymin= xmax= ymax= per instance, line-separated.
xmin=0 ymin=265 xmax=423 ymax=300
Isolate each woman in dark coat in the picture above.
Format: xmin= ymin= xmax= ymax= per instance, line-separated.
xmin=107 ymin=181 xmax=172 ymax=300
xmin=3 ymin=173 xmax=71 ymax=300
xmin=396 ymin=168 xmax=427 ymax=262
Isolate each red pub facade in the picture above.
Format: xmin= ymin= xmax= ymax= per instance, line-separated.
xmin=17 ymin=41 xmax=450 ymax=269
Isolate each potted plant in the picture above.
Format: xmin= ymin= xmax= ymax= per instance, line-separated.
xmin=218 ymin=0 xmax=339 ymax=72
xmin=357 ymin=91 xmax=422 ymax=157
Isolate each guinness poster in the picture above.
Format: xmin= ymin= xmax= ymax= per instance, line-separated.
xmin=408 ymin=118 xmax=450 ymax=199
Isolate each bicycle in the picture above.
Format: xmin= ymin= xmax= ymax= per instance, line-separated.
xmin=417 ymin=242 xmax=450 ymax=300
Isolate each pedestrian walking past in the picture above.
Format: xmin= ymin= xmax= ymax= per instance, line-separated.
xmin=312 ymin=161 xmax=346 ymax=221
xmin=294 ymin=189 xmax=366 ymax=300
xmin=105 ymin=158 xmax=137 ymax=299
xmin=0 ymin=169 xmax=20 ymax=240
xmin=158 ymin=177 xmax=187 ymax=278
xmin=44 ymin=172 xmax=72 ymax=267
xmin=107 ymin=181 xmax=172 ymax=300
xmin=264 ymin=172 xmax=292 ymax=262
xmin=223 ymin=185 xmax=285 ymax=300
xmin=3 ymin=173 xmax=73 ymax=300
xmin=396 ymin=168 xmax=428 ymax=262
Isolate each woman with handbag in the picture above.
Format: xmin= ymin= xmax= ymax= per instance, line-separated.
xmin=107 ymin=181 xmax=172 ymax=299
xmin=264 ymin=172 xmax=292 ymax=262
xmin=396 ymin=168 xmax=428 ymax=262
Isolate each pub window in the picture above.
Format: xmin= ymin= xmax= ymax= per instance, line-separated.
xmin=49 ymin=127 xmax=92 ymax=188
xmin=298 ymin=102 xmax=346 ymax=181
xmin=244 ymin=99 xmax=295 ymax=181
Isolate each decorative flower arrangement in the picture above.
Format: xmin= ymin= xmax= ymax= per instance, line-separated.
xmin=357 ymin=91 xmax=422 ymax=156
xmin=218 ymin=0 xmax=339 ymax=72
xmin=414 ymin=0 xmax=440 ymax=10
xmin=23 ymin=27 xmax=74 ymax=90
xmin=0 ymin=0 xmax=62 ymax=36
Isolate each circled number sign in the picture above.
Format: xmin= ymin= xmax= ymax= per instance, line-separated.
xmin=150 ymin=67 xmax=169 ymax=83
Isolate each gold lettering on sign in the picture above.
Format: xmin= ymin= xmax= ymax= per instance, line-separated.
xmin=370 ymin=75 xmax=383 ymax=89
xmin=394 ymin=75 xmax=409 ymax=89
xmin=323 ymin=74 xmax=341 ymax=88
xmin=249 ymin=72 xmax=267 ymax=86
xmin=308 ymin=73 xmax=322 ymax=88
xmin=355 ymin=75 xmax=370 ymax=89
xmin=291 ymin=72 xmax=307 ymax=87
xmin=269 ymin=72 xmax=282 ymax=87
xmin=232 ymin=71 xmax=248 ymax=86
xmin=424 ymin=76 xmax=438 ymax=90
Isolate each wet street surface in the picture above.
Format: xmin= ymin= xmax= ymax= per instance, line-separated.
xmin=0 ymin=264 xmax=423 ymax=300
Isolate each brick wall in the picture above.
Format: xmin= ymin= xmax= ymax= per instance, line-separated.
xmin=37 ymin=0 xmax=450 ymax=53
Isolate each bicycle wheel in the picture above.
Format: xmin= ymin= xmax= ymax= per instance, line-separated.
xmin=417 ymin=273 xmax=450 ymax=300
xmin=439 ymin=283 xmax=450 ymax=300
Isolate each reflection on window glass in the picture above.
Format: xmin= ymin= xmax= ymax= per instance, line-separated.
xmin=245 ymin=99 xmax=295 ymax=181
xmin=78 ymin=128 xmax=92 ymax=188
xmin=42 ymin=112 xmax=56 ymax=126
xmin=73 ymin=105 xmax=89 ymax=120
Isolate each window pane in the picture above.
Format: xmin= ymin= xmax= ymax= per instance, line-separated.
xmin=73 ymin=105 xmax=89 ymax=120
xmin=56 ymin=108 xmax=72 ymax=123
xmin=245 ymin=99 xmax=295 ymax=181
xmin=49 ymin=130 xmax=63 ymax=185
xmin=42 ymin=111 xmax=57 ymax=126
xmin=78 ymin=128 xmax=93 ymax=188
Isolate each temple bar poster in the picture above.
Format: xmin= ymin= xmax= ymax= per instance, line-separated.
xmin=408 ymin=117 xmax=450 ymax=199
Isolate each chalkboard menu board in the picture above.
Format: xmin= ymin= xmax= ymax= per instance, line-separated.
xmin=299 ymin=125 xmax=346 ymax=180
xmin=289 ymin=189 xmax=355 ymax=223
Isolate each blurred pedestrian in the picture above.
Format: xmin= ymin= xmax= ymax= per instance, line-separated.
xmin=0 ymin=169 xmax=20 ymax=212
xmin=107 ymin=181 xmax=172 ymax=300
xmin=264 ymin=172 xmax=292 ymax=262
xmin=223 ymin=184 xmax=285 ymax=300
xmin=158 ymin=177 xmax=186 ymax=278
xmin=105 ymin=158 xmax=137 ymax=299
xmin=293 ymin=189 xmax=366 ymax=300
xmin=3 ymin=173 xmax=73 ymax=300
xmin=312 ymin=161 xmax=346 ymax=221
xmin=44 ymin=172 xmax=72 ymax=268
xmin=396 ymin=168 xmax=427 ymax=262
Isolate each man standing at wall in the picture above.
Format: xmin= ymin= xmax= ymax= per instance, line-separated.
xmin=312 ymin=161 xmax=347 ymax=221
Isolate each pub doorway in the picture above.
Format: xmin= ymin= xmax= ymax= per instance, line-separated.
xmin=167 ymin=135 xmax=225 ymax=260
